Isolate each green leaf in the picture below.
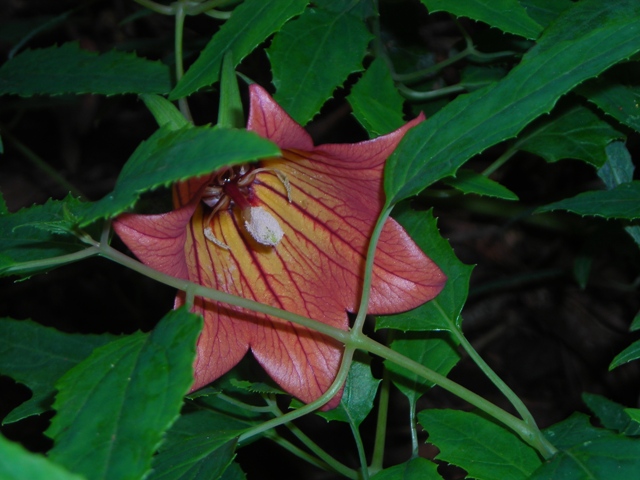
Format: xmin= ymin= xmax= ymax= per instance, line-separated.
xmin=519 ymin=0 xmax=574 ymax=28
xmin=443 ymin=169 xmax=519 ymax=200
xmin=220 ymin=463 xmax=245 ymax=480
xmin=316 ymin=355 xmax=380 ymax=426
xmin=0 ymin=318 xmax=115 ymax=424
xmin=377 ymin=207 xmax=473 ymax=332
xmin=0 ymin=433 xmax=86 ymax=480
xmin=582 ymin=393 xmax=640 ymax=436
xmin=532 ymin=413 xmax=640 ymax=479
xmin=139 ymin=94 xmax=190 ymax=130
xmin=421 ymin=0 xmax=542 ymax=40
xmin=536 ymin=181 xmax=640 ymax=220
xmin=79 ymin=126 xmax=280 ymax=226
xmin=46 ymin=308 xmax=203 ymax=480
xmin=419 ymin=409 xmax=542 ymax=479
xmin=624 ymin=408 xmax=640 ymax=426
xmin=370 ymin=457 xmax=441 ymax=480
xmin=631 ymin=310 xmax=640 ymax=332
xmin=269 ymin=6 xmax=373 ymax=125
xmin=0 ymin=191 xmax=7 ymax=215
xmin=385 ymin=0 xmax=640 ymax=205
xmin=147 ymin=410 xmax=249 ymax=480
xmin=170 ymin=0 xmax=309 ymax=100
xmin=610 ymin=338 xmax=640 ymax=370
xmin=516 ymin=104 xmax=624 ymax=167
xmin=0 ymin=42 xmax=171 ymax=96
xmin=0 ymin=196 xmax=96 ymax=278
xmin=348 ymin=58 xmax=406 ymax=137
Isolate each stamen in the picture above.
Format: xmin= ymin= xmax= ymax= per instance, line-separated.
xmin=244 ymin=207 xmax=285 ymax=247
xmin=204 ymin=226 xmax=231 ymax=250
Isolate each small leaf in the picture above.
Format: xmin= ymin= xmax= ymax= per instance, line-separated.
xmin=0 ymin=318 xmax=115 ymax=424
xmin=79 ymin=126 xmax=280 ymax=226
xmin=269 ymin=6 xmax=373 ymax=125
xmin=139 ymin=94 xmax=189 ymax=130
xmin=536 ymin=181 xmax=640 ymax=220
xmin=348 ymin=58 xmax=406 ymax=137
xmin=419 ymin=409 xmax=542 ymax=480
xmin=0 ymin=433 xmax=86 ymax=480
xmin=0 ymin=42 xmax=171 ymax=96
xmin=582 ymin=393 xmax=640 ymax=436
xmin=609 ymin=338 xmax=640 ymax=370
xmin=371 ymin=457 xmax=441 ymax=480
xmin=532 ymin=413 xmax=640 ymax=479
xmin=443 ymin=169 xmax=519 ymax=200
xmin=170 ymin=0 xmax=309 ymax=99
xmin=46 ymin=308 xmax=203 ymax=480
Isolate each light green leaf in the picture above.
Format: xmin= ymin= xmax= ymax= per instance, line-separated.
xmin=385 ymin=0 xmax=640 ymax=205
xmin=47 ymin=308 xmax=203 ymax=480
xmin=0 ymin=433 xmax=86 ymax=480
xmin=443 ymin=169 xmax=519 ymax=200
xmin=79 ymin=126 xmax=279 ymax=226
xmin=0 ymin=318 xmax=115 ymax=424
xmin=348 ymin=58 xmax=406 ymax=137
xmin=269 ymin=6 xmax=372 ymax=125
xmin=536 ymin=181 xmax=640 ymax=220
xmin=419 ymin=409 xmax=542 ymax=480
xmin=421 ymin=0 xmax=542 ymax=40
xmin=170 ymin=0 xmax=309 ymax=100
xmin=624 ymin=408 xmax=640 ymax=426
xmin=610 ymin=338 xmax=640 ymax=370
xmin=0 ymin=42 xmax=171 ymax=96
xmin=139 ymin=94 xmax=190 ymax=130
xmin=371 ymin=457 xmax=441 ymax=480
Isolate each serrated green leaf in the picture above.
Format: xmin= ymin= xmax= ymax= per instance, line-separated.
xmin=0 ymin=196 xmax=97 ymax=278
xmin=139 ymin=94 xmax=189 ymax=130
xmin=583 ymin=393 xmax=640 ymax=436
xmin=47 ymin=308 xmax=202 ymax=480
xmin=0 ymin=42 xmax=171 ymax=96
xmin=419 ymin=409 xmax=542 ymax=480
xmin=170 ymin=0 xmax=309 ymax=100
xmin=0 ymin=318 xmax=116 ymax=425
xmin=370 ymin=457 xmax=441 ymax=480
xmin=516 ymin=104 xmax=624 ymax=167
xmin=532 ymin=413 xmax=640 ymax=479
xmin=377 ymin=207 xmax=473 ymax=332
xmin=385 ymin=0 xmax=640 ymax=205
xmin=317 ymin=355 xmax=380 ymax=426
xmin=269 ymin=6 xmax=373 ymax=125
xmin=520 ymin=0 xmax=573 ymax=28
xmin=536 ymin=181 xmax=640 ymax=219
xmin=147 ymin=410 xmax=248 ymax=480
xmin=79 ymin=126 xmax=279 ymax=226
xmin=443 ymin=169 xmax=519 ymax=200
xmin=348 ymin=58 xmax=405 ymax=137
xmin=610 ymin=338 xmax=640 ymax=370
xmin=421 ymin=0 xmax=542 ymax=40
xmin=0 ymin=433 xmax=86 ymax=480
xmin=229 ymin=379 xmax=283 ymax=395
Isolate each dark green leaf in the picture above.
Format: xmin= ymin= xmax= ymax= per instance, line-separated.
xmin=583 ymin=393 xmax=640 ymax=436
xmin=536 ymin=181 xmax=640 ymax=219
xmin=0 ymin=42 xmax=171 ymax=96
xmin=348 ymin=58 xmax=405 ymax=137
xmin=46 ymin=308 xmax=202 ymax=480
xmin=385 ymin=0 xmax=640 ymax=205
xmin=0 ymin=318 xmax=115 ymax=424
xmin=147 ymin=410 xmax=248 ymax=480
xmin=377 ymin=207 xmax=473 ymax=331
xmin=0 ymin=433 xmax=86 ymax=480
xmin=317 ymin=355 xmax=380 ymax=426
xmin=520 ymin=0 xmax=573 ymax=27
xmin=516 ymin=104 xmax=624 ymax=167
xmin=0 ymin=196 xmax=96 ymax=278
xmin=631 ymin=310 xmax=640 ymax=332
xmin=443 ymin=169 xmax=519 ymax=200
xmin=420 ymin=0 xmax=542 ymax=40
xmin=170 ymin=0 xmax=309 ymax=100
xmin=610 ymin=338 xmax=640 ymax=370
xmin=139 ymin=94 xmax=190 ymax=130
xmin=370 ymin=457 xmax=441 ymax=480
xmin=532 ymin=413 xmax=640 ymax=479
xmin=269 ymin=6 xmax=372 ymax=125
xmin=79 ymin=126 xmax=279 ymax=226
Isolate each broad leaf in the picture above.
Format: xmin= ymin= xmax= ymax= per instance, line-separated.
xmin=139 ymin=94 xmax=190 ymax=130
xmin=79 ymin=126 xmax=279 ymax=226
xmin=348 ymin=58 xmax=405 ymax=138
xmin=47 ymin=308 xmax=202 ymax=480
xmin=532 ymin=413 xmax=640 ymax=479
xmin=610 ymin=339 xmax=640 ymax=370
xmin=582 ymin=393 xmax=640 ymax=436
xmin=536 ymin=181 xmax=640 ymax=220
xmin=385 ymin=0 xmax=640 ymax=205
xmin=520 ymin=0 xmax=573 ymax=27
xmin=0 ymin=42 xmax=171 ymax=96
xmin=371 ymin=457 xmax=441 ymax=480
xmin=443 ymin=169 xmax=519 ymax=200
xmin=170 ymin=0 xmax=309 ymax=100
xmin=419 ymin=409 xmax=542 ymax=480
xmin=0 ymin=318 xmax=115 ymax=424
xmin=269 ymin=6 xmax=372 ymax=125
xmin=420 ymin=0 xmax=542 ymax=40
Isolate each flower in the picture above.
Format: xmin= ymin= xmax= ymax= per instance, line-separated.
xmin=113 ymin=85 xmax=446 ymax=407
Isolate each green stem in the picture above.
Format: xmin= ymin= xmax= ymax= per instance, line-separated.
xmin=481 ymin=145 xmax=518 ymax=177
xmin=134 ymin=0 xmax=174 ymax=15
xmin=217 ymin=393 xmax=273 ymax=413
xmin=408 ymin=400 xmax=419 ymax=458
xmin=4 ymin=247 xmax=100 ymax=274
xmin=263 ymin=431 xmax=340 ymax=476
xmin=174 ymin=2 xmax=193 ymax=122
xmin=397 ymin=83 xmax=467 ymax=101
xmin=350 ymin=421 xmax=369 ymax=480
xmin=369 ymin=370 xmax=390 ymax=475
